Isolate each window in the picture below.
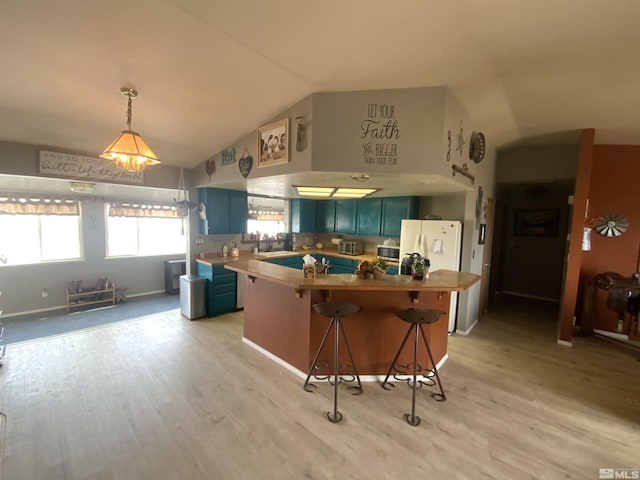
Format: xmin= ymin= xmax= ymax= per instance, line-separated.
xmin=247 ymin=196 xmax=286 ymax=238
xmin=0 ymin=214 xmax=82 ymax=265
xmin=106 ymin=203 xmax=186 ymax=257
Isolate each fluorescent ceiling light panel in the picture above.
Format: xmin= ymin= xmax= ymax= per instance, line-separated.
xmin=298 ymin=191 xmax=333 ymax=197
xmin=333 ymin=188 xmax=378 ymax=198
xmin=293 ymin=185 xmax=380 ymax=198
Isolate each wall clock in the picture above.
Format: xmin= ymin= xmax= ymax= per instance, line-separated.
xmin=469 ymin=131 xmax=486 ymax=163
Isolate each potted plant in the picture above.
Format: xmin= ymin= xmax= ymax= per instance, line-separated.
xmin=411 ymin=258 xmax=426 ymax=280
xmin=370 ymin=256 xmax=389 ymax=280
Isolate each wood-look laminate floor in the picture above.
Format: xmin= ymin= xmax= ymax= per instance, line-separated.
xmin=0 ymin=298 xmax=639 ymax=480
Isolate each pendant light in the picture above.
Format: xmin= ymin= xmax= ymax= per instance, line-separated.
xmin=99 ymin=87 xmax=160 ymax=172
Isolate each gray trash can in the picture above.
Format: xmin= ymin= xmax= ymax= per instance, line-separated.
xmin=180 ymin=275 xmax=206 ymax=320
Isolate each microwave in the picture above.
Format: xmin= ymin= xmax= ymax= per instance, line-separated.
xmin=376 ymin=244 xmax=400 ymax=262
xmin=338 ymin=241 xmax=364 ymax=256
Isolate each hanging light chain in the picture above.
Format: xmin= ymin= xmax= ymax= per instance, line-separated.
xmin=126 ymin=94 xmax=133 ymax=131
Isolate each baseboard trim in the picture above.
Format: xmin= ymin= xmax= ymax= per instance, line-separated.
xmin=241 ymin=337 xmax=448 ymax=382
xmin=455 ymin=319 xmax=478 ymax=336
xmin=556 ymin=339 xmax=572 ymax=347
xmin=1 ymin=304 xmax=67 ymax=319
xmin=593 ymin=329 xmax=628 ymax=342
xmin=1 ymin=290 xmax=170 ymax=318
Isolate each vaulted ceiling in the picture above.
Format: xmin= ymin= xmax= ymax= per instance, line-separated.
xmin=2 ymin=0 xmax=639 ymax=177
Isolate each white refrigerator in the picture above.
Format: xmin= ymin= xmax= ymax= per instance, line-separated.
xmin=399 ymin=219 xmax=463 ymax=333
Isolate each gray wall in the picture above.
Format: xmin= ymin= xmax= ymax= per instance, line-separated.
xmin=496 ymin=145 xmax=579 ymax=184
xmin=0 ymin=197 xmax=185 ymax=316
xmin=0 ymin=141 xmax=186 ymax=316
xmin=311 ymin=87 xmax=446 ymax=174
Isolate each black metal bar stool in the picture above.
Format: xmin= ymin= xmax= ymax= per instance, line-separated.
xmin=381 ymin=308 xmax=446 ymax=426
xmin=303 ymin=301 xmax=363 ymax=423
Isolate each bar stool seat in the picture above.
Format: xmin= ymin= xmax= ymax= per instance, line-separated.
xmin=303 ymin=301 xmax=362 ymax=423
xmin=381 ymin=308 xmax=446 ymax=426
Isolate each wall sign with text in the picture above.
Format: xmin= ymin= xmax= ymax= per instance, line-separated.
xmin=39 ymin=150 xmax=144 ymax=184
xmin=361 ymin=103 xmax=400 ymax=166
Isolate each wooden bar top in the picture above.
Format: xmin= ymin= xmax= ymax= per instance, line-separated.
xmin=224 ymin=259 xmax=480 ymax=292
xmin=195 ymin=248 xmax=397 ymax=267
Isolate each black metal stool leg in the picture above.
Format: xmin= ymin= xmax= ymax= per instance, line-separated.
xmin=327 ymin=316 xmax=342 ymax=423
xmin=303 ymin=317 xmax=335 ymax=392
xmin=381 ymin=323 xmax=414 ymax=390
xmin=337 ymin=318 xmax=363 ymax=395
xmin=419 ymin=324 xmax=446 ymax=401
xmin=404 ymin=323 xmax=421 ymax=426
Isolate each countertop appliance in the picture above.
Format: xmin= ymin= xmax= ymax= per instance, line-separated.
xmin=399 ymin=219 xmax=463 ymax=332
xmin=400 ymin=253 xmax=429 ymax=275
xmin=377 ymin=244 xmax=400 ymax=262
xmin=338 ymin=240 xmax=364 ymax=256
xmin=284 ymin=233 xmax=294 ymax=251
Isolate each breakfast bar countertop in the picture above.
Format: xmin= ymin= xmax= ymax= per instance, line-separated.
xmin=224 ymin=259 xmax=480 ymax=293
xmin=194 ymin=248 xmax=397 ymax=267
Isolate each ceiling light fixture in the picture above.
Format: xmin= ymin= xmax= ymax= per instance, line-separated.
xmin=293 ymin=186 xmax=379 ymax=199
xmin=99 ymin=87 xmax=160 ymax=172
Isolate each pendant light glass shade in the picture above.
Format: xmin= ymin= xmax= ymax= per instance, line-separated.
xmin=99 ymin=87 xmax=160 ymax=172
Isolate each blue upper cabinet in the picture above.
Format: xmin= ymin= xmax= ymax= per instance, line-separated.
xmin=316 ymin=200 xmax=336 ymax=233
xmin=356 ymin=198 xmax=382 ymax=235
xmin=335 ymin=200 xmax=357 ymax=234
xmin=199 ymin=188 xmax=247 ymax=235
xmin=291 ymin=198 xmax=317 ymax=233
xmin=381 ymin=196 xmax=419 ymax=237
xmin=228 ymin=190 xmax=248 ymax=234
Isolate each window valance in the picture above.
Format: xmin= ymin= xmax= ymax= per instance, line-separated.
xmin=108 ymin=202 xmax=179 ymax=218
xmin=0 ymin=196 xmax=79 ymax=215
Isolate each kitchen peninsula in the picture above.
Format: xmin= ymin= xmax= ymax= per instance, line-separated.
xmin=224 ymin=258 xmax=480 ymax=378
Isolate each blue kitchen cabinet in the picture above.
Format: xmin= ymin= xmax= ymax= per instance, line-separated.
xmin=228 ymin=190 xmax=249 ymax=234
xmin=335 ymin=200 xmax=357 ymax=234
xmin=196 ymin=263 xmax=237 ymax=317
xmin=356 ymin=198 xmax=382 ymax=235
xmin=267 ymin=256 xmax=303 ymax=268
xmin=387 ymin=266 xmax=399 ymax=275
xmin=381 ymin=196 xmax=419 ymax=237
xmin=198 ymin=188 xmax=248 ymax=235
xmin=290 ymin=199 xmax=317 ymax=233
xmin=316 ymin=200 xmax=336 ymax=233
xmin=323 ymin=255 xmax=359 ymax=274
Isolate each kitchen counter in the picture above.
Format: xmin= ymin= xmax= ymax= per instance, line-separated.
xmin=195 ymin=248 xmax=398 ymax=267
xmin=225 ymin=260 xmax=480 ymax=377
xmin=224 ymin=260 xmax=477 ymax=293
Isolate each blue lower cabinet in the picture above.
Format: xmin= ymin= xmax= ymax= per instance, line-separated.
xmin=267 ymin=256 xmax=302 ymax=268
xmin=387 ymin=266 xmax=399 ymax=275
xmin=324 ymin=255 xmax=359 ymax=274
xmin=196 ymin=263 xmax=237 ymax=317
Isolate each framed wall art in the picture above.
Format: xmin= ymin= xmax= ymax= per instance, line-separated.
xmin=514 ymin=208 xmax=559 ymax=238
xmin=257 ymin=118 xmax=289 ymax=168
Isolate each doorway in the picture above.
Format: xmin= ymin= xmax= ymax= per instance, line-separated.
xmin=489 ymin=183 xmax=574 ymax=314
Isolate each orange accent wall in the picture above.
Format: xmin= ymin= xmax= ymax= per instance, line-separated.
xmin=578 ymin=144 xmax=640 ymax=332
